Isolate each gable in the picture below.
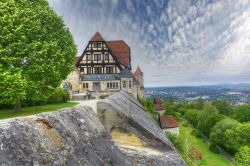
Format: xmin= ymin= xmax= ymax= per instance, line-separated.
xmin=106 ymin=40 xmax=131 ymax=69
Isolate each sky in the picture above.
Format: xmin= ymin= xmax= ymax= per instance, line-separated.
xmin=48 ymin=0 xmax=250 ymax=87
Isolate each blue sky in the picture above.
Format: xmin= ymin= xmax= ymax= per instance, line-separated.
xmin=48 ymin=0 xmax=250 ymax=87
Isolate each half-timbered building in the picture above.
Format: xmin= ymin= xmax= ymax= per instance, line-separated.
xmin=65 ymin=32 xmax=144 ymax=99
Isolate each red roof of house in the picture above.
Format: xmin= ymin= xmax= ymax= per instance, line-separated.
xmin=106 ymin=40 xmax=130 ymax=67
xmin=90 ymin=32 xmax=104 ymax=41
xmin=134 ymin=66 xmax=143 ymax=76
xmin=160 ymin=115 xmax=179 ymax=129
xmin=154 ymin=97 xmax=163 ymax=104
xmin=155 ymin=104 xmax=164 ymax=111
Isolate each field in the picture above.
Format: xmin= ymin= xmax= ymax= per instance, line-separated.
xmin=177 ymin=124 xmax=230 ymax=166
xmin=0 ymin=102 xmax=78 ymax=120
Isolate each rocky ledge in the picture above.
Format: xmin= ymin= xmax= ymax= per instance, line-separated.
xmin=0 ymin=92 xmax=185 ymax=166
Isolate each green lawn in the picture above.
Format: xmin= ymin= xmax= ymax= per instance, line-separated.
xmin=177 ymin=124 xmax=230 ymax=166
xmin=0 ymin=102 xmax=78 ymax=120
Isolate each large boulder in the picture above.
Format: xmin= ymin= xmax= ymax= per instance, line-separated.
xmin=97 ymin=91 xmax=185 ymax=165
xmin=0 ymin=106 xmax=127 ymax=166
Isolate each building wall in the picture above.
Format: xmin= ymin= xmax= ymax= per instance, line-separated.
xmin=121 ymin=78 xmax=133 ymax=94
xmin=163 ymin=127 xmax=179 ymax=136
xmin=157 ymin=110 xmax=165 ymax=115
xmin=78 ymin=41 xmax=121 ymax=75
xmin=61 ymin=70 xmax=80 ymax=92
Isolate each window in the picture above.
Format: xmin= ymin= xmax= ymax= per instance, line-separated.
xmin=129 ymin=80 xmax=132 ymax=89
xmin=80 ymin=67 xmax=84 ymax=72
xmin=106 ymin=67 xmax=113 ymax=74
xmin=83 ymin=83 xmax=88 ymax=89
xmin=107 ymin=82 xmax=119 ymax=89
xmin=93 ymin=43 xmax=98 ymax=48
xmin=122 ymin=81 xmax=126 ymax=88
xmin=105 ymin=53 xmax=109 ymax=60
xmin=94 ymin=54 xmax=102 ymax=61
xmin=98 ymin=43 xmax=102 ymax=48
xmin=86 ymin=54 xmax=92 ymax=60
xmin=87 ymin=67 xmax=92 ymax=74
xmin=94 ymin=67 xmax=102 ymax=74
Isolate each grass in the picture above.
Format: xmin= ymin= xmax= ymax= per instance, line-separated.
xmin=177 ymin=124 xmax=230 ymax=166
xmin=0 ymin=102 xmax=78 ymax=120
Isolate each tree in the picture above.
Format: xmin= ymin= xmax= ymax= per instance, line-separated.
xmin=185 ymin=109 xmax=199 ymax=127
xmin=0 ymin=0 xmax=76 ymax=111
xmin=210 ymin=118 xmax=239 ymax=151
xmin=212 ymin=100 xmax=233 ymax=115
xmin=231 ymin=104 xmax=250 ymax=122
xmin=225 ymin=123 xmax=250 ymax=154
xmin=164 ymin=100 xmax=174 ymax=115
xmin=189 ymin=98 xmax=205 ymax=110
xmin=234 ymin=146 xmax=250 ymax=166
xmin=197 ymin=102 xmax=224 ymax=137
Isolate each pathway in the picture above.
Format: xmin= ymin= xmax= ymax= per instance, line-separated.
xmin=73 ymin=99 xmax=99 ymax=113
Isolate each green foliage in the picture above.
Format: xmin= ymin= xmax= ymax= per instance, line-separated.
xmin=225 ymin=123 xmax=250 ymax=154
xmin=0 ymin=102 xmax=78 ymax=120
xmin=212 ymin=100 xmax=233 ymax=115
xmin=210 ymin=118 xmax=239 ymax=152
xmin=231 ymin=104 xmax=250 ymax=122
xmin=164 ymin=100 xmax=174 ymax=115
xmin=138 ymin=98 xmax=159 ymax=122
xmin=189 ymin=98 xmax=205 ymax=110
xmin=197 ymin=102 xmax=224 ymax=137
xmin=173 ymin=102 xmax=188 ymax=115
xmin=191 ymin=129 xmax=202 ymax=138
xmin=0 ymin=0 xmax=76 ymax=109
xmin=234 ymin=146 xmax=250 ymax=166
xmin=48 ymin=88 xmax=69 ymax=104
xmin=171 ymin=124 xmax=229 ymax=166
xmin=185 ymin=109 xmax=199 ymax=127
xmin=0 ymin=70 xmax=26 ymax=106
xmin=209 ymin=143 xmax=220 ymax=154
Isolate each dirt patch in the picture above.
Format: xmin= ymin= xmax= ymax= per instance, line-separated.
xmin=111 ymin=128 xmax=164 ymax=156
xmin=36 ymin=118 xmax=65 ymax=148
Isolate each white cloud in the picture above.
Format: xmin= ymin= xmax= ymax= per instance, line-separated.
xmin=48 ymin=0 xmax=250 ymax=87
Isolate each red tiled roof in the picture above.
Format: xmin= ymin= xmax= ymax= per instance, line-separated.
xmin=90 ymin=32 xmax=104 ymax=41
xmin=160 ymin=115 xmax=179 ymax=129
xmin=106 ymin=40 xmax=130 ymax=66
xmin=154 ymin=97 xmax=163 ymax=104
xmin=134 ymin=66 xmax=143 ymax=76
xmin=155 ymin=104 xmax=164 ymax=111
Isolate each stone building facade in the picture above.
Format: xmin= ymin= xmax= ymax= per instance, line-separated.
xmin=63 ymin=32 xmax=144 ymax=99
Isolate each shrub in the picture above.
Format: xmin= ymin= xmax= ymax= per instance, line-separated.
xmin=48 ymin=88 xmax=69 ymax=104
xmin=185 ymin=109 xmax=199 ymax=127
xmin=209 ymin=143 xmax=220 ymax=154
xmin=234 ymin=146 xmax=250 ymax=166
xmin=191 ymin=129 xmax=202 ymax=138
xmin=189 ymin=147 xmax=203 ymax=159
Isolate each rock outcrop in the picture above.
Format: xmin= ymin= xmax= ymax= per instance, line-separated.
xmin=98 ymin=91 xmax=185 ymax=165
xmin=0 ymin=92 xmax=185 ymax=166
xmin=0 ymin=106 xmax=127 ymax=166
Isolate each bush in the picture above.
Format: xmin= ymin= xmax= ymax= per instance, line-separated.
xmin=188 ymin=147 xmax=203 ymax=161
xmin=48 ymin=88 xmax=69 ymax=104
xmin=191 ymin=129 xmax=202 ymax=138
xmin=234 ymin=146 xmax=250 ymax=166
xmin=209 ymin=143 xmax=220 ymax=154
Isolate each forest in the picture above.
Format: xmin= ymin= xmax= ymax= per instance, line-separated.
xmin=138 ymin=98 xmax=250 ymax=166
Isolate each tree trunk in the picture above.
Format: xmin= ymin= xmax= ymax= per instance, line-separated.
xmin=14 ymin=102 xmax=21 ymax=112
